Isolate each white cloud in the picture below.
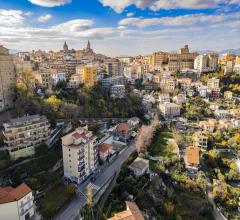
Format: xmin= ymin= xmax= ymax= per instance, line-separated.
xmin=52 ymin=19 xmax=94 ymax=31
xmin=28 ymin=0 xmax=71 ymax=7
xmin=37 ymin=14 xmax=52 ymax=22
xmin=0 ymin=10 xmax=25 ymax=27
xmin=99 ymin=0 xmax=240 ymax=13
xmin=126 ymin=12 xmax=135 ymax=17
xmin=0 ymin=9 xmax=239 ymax=56
xmin=119 ymin=13 xmax=235 ymax=28
xmin=24 ymin=11 xmax=33 ymax=17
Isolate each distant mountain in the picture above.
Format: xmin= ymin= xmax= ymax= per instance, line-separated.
xmin=218 ymin=48 xmax=240 ymax=55
xmin=199 ymin=48 xmax=240 ymax=55
xmin=9 ymin=49 xmax=22 ymax=54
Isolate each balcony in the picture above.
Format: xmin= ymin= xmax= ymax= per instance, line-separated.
xmin=20 ymin=204 xmax=34 ymax=216
xmin=20 ymin=198 xmax=34 ymax=208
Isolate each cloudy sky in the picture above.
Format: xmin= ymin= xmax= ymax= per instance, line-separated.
xmin=0 ymin=0 xmax=240 ymax=56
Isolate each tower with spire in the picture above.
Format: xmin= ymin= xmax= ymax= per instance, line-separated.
xmin=87 ymin=40 xmax=91 ymax=50
xmin=63 ymin=41 xmax=68 ymax=52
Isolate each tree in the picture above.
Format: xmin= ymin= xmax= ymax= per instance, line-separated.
xmin=16 ymin=68 xmax=35 ymax=97
xmin=35 ymin=144 xmax=48 ymax=156
xmin=44 ymin=95 xmax=62 ymax=113
xmin=196 ymin=171 xmax=208 ymax=191
xmin=164 ymin=201 xmax=174 ymax=215
xmin=86 ymin=183 xmax=93 ymax=207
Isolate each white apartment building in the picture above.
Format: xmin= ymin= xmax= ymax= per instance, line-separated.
xmin=123 ymin=65 xmax=134 ymax=78
xmin=158 ymin=93 xmax=170 ymax=104
xmin=158 ymin=103 xmax=180 ymax=118
xmin=160 ymin=76 xmax=175 ymax=93
xmin=0 ymin=183 xmax=35 ymax=220
xmin=62 ymin=126 xmax=98 ymax=184
xmin=110 ymin=85 xmax=125 ymax=98
xmin=68 ymin=74 xmax=81 ymax=88
xmin=194 ymin=53 xmax=218 ymax=73
xmin=207 ymin=77 xmax=220 ymax=93
xmin=197 ymin=85 xmax=207 ymax=98
xmin=2 ymin=115 xmax=50 ymax=160
xmin=51 ymin=72 xmax=66 ymax=85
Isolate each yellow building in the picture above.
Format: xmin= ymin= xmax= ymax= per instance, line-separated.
xmin=220 ymin=53 xmax=236 ymax=66
xmin=151 ymin=45 xmax=198 ymax=71
xmin=76 ymin=64 xmax=97 ymax=87
xmin=236 ymin=56 xmax=240 ymax=65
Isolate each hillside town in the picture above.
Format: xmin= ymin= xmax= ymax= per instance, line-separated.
xmin=0 ymin=39 xmax=239 ymax=220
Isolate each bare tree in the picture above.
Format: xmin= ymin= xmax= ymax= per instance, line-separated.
xmin=86 ymin=183 xmax=93 ymax=207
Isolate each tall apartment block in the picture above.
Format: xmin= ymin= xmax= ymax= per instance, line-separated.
xmin=76 ymin=64 xmax=97 ymax=87
xmin=0 ymin=45 xmax=16 ymax=111
xmin=2 ymin=115 xmax=50 ymax=160
xmin=62 ymin=126 xmax=98 ymax=184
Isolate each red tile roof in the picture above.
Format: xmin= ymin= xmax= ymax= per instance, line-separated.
xmin=72 ymin=132 xmax=84 ymax=139
xmin=185 ymin=146 xmax=200 ymax=165
xmin=116 ymin=123 xmax=131 ymax=132
xmin=0 ymin=183 xmax=32 ymax=204
xmin=99 ymin=143 xmax=112 ymax=153
xmin=107 ymin=201 xmax=144 ymax=220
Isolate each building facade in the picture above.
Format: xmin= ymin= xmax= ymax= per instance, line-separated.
xmin=0 ymin=46 xmax=16 ymax=111
xmin=2 ymin=115 xmax=50 ymax=160
xmin=110 ymin=85 xmax=125 ymax=98
xmin=159 ymin=103 xmax=180 ymax=118
xmin=0 ymin=183 xmax=35 ymax=220
xmin=76 ymin=64 xmax=97 ymax=87
xmin=194 ymin=53 xmax=218 ymax=73
xmin=105 ymin=58 xmax=124 ymax=76
xmin=62 ymin=126 xmax=98 ymax=184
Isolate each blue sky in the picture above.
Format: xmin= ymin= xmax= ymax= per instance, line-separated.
xmin=0 ymin=0 xmax=239 ymax=56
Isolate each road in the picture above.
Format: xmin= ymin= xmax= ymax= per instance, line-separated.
xmin=54 ymin=141 xmax=136 ymax=220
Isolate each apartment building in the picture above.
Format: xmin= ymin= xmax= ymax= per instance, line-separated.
xmin=194 ymin=53 xmax=219 ymax=73
xmin=234 ymin=55 xmax=240 ymax=74
xmin=199 ymin=119 xmax=217 ymax=132
xmin=160 ymin=76 xmax=175 ymax=93
xmin=101 ymin=76 xmax=126 ymax=89
xmin=2 ymin=115 xmax=50 ymax=160
xmin=168 ymin=45 xmax=198 ymax=71
xmin=207 ymin=77 xmax=220 ymax=93
xmin=158 ymin=103 xmax=180 ymax=118
xmin=36 ymin=69 xmax=66 ymax=88
xmin=151 ymin=51 xmax=168 ymax=70
xmin=68 ymin=74 xmax=81 ymax=88
xmin=104 ymin=58 xmax=124 ymax=76
xmin=76 ymin=64 xmax=97 ymax=87
xmin=0 ymin=45 xmax=16 ymax=111
xmin=151 ymin=45 xmax=198 ymax=72
xmin=110 ymin=85 xmax=125 ymax=98
xmin=62 ymin=126 xmax=98 ymax=184
xmin=158 ymin=93 xmax=170 ymax=104
xmin=193 ymin=132 xmax=208 ymax=151
xmin=0 ymin=183 xmax=35 ymax=220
